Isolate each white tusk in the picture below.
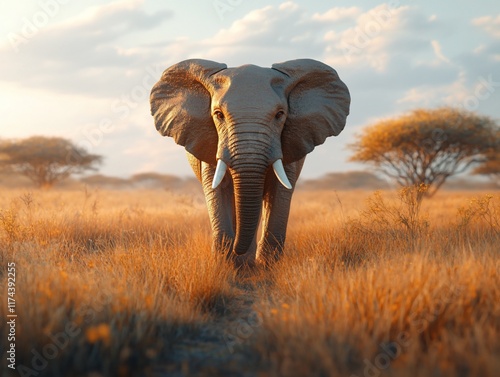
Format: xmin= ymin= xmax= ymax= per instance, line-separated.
xmin=212 ymin=160 xmax=227 ymax=189
xmin=272 ymin=159 xmax=292 ymax=189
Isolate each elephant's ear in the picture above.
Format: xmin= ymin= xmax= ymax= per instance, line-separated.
xmin=150 ymin=59 xmax=227 ymax=165
xmin=272 ymin=59 xmax=350 ymax=164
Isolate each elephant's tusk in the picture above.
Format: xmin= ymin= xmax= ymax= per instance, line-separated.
xmin=272 ymin=159 xmax=292 ymax=190
xmin=212 ymin=160 xmax=227 ymax=189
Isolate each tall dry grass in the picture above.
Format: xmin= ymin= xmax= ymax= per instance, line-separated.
xmin=251 ymin=188 xmax=500 ymax=377
xmin=0 ymin=186 xmax=498 ymax=376
xmin=0 ymin=189 xmax=238 ymax=376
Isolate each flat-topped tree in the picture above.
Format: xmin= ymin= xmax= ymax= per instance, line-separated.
xmin=473 ymin=150 xmax=500 ymax=186
xmin=0 ymin=136 xmax=102 ymax=188
xmin=349 ymin=107 xmax=499 ymax=201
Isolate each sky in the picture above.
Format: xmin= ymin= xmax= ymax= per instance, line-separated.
xmin=0 ymin=0 xmax=499 ymax=179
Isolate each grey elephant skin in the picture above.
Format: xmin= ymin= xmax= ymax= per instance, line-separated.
xmin=150 ymin=58 xmax=350 ymax=266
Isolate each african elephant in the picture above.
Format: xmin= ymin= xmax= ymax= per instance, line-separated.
xmin=150 ymin=58 xmax=350 ymax=266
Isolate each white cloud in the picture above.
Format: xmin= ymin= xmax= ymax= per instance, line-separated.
xmin=51 ymin=0 xmax=146 ymax=32
xmin=0 ymin=2 xmax=458 ymax=95
xmin=431 ymin=40 xmax=450 ymax=63
xmin=322 ymin=5 xmax=413 ymax=71
xmin=279 ymin=2 xmax=299 ymax=12
xmin=473 ymin=44 xmax=486 ymax=54
xmin=201 ymin=3 xmax=426 ymax=74
xmin=312 ymin=7 xmax=361 ymax=23
xmin=472 ymin=15 xmax=500 ymax=39
xmin=0 ymin=0 xmax=171 ymax=96
xmin=1 ymin=1 xmax=498 ymax=178
xmin=397 ymin=72 xmax=468 ymax=107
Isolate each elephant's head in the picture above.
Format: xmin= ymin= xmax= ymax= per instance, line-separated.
xmin=151 ymin=59 xmax=350 ymax=255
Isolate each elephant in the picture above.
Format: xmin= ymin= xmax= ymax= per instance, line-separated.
xmin=150 ymin=58 xmax=350 ymax=266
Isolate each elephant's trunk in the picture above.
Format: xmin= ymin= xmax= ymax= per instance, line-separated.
xmin=229 ymin=142 xmax=269 ymax=256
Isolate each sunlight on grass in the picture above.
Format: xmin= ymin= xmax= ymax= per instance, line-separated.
xmin=0 ymin=187 xmax=498 ymax=376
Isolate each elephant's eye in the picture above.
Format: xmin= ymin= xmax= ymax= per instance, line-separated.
xmin=275 ymin=110 xmax=285 ymax=120
xmin=214 ymin=111 xmax=225 ymax=120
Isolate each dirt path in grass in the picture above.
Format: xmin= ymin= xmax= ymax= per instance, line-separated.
xmin=152 ymin=279 xmax=265 ymax=377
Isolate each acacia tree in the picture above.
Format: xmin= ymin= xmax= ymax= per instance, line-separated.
xmin=0 ymin=136 xmax=102 ymax=188
xmin=473 ymin=151 xmax=500 ymax=186
xmin=349 ymin=107 xmax=499 ymax=200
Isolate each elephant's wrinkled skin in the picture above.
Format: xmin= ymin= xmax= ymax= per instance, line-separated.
xmin=150 ymin=59 xmax=350 ymax=266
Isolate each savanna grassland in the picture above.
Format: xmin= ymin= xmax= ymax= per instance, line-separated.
xmin=0 ymin=186 xmax=499 ymax=377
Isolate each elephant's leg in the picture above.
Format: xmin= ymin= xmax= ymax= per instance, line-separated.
xmin=257 ymin=158 xmax=305 ymax=265
xmin=187 ymin=152 xmax=235 ymax=255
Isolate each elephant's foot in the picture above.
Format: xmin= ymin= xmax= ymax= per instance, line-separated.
xmin=255 ymin=255 xmax=279 ymax=269
xmin=256 ymin=242 xmax=284 ymax=267
xmin=226 ymin=233 xmax=258 ymax=268
xmin=230 ymin=252 xmax=256 ymax=270
xmin=212 ymin=234 xmax=234 ymax=257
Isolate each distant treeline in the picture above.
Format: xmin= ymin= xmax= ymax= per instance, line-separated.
xmin=0 ymin=171 xmax=496 ymax=192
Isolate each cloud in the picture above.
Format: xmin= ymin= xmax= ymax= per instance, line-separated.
xmin=0 ymin=0 xmax=172 ymax=96
xmin=201 ymin=4 xmax=322 ymax=64
xmin=431 ymin=40 xmax=450 ymax=63
xmin=323 ymin=4 xmax=413 ymax=71
xmin=0 ymin=1 xmax=466 ymax=100
xmin=472 ymin=15 xmax=500 ymax=39
xmin=312 ymin=7 xmax=361 ymax=23
xmin=200 ymin=3 xmax=436 ymax=75
xmin=397 ymin=69 xmax=468 ymax=107
xmin=173 ymin=2 xmax=484 ymax=176
xmin=1 ymin=1 xmax=498 ymax=178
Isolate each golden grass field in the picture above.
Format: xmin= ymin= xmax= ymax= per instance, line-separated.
xmin=0 ymin=186 xmax=499 ymax=377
